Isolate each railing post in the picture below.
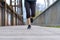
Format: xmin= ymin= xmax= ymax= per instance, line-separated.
xmin=1 ymin=1 xmax=5 ymax=26
xmin=13 ymin=0 xmax=17 ymax=25
xmin=5 ymin=0 xmax=8 ymax=26
xmin=10 ymin=0 xmax=14 ymax=26
xmin=0 ymin=4 xmax=1 ymax=26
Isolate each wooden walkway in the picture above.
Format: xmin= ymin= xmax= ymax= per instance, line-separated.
xmin=0 ymin=25 xmax=60 ymax=40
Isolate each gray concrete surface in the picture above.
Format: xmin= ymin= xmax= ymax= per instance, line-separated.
xmin=0 ymin=25 xmax=60 ymax=40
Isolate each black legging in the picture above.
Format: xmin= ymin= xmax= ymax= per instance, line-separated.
xmin=25 ymin=1 xmax=36 ymax=18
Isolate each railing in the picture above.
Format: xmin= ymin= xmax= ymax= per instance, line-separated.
xmin=0 ymin=0 xmax=24 ymax=26
xmin=32 ymin=0 xmax=60 ymax=26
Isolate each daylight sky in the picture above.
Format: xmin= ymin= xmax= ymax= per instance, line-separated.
xmin=37 ymin=0 xmax=45 ymax=4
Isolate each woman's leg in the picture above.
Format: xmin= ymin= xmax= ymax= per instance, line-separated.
xmin=31 ymin=2 xmax=36 ymax=17
xmin=27 ymin=18 xmax=31 ymax=29
xmin=25 ymin=1 xmax=31 ymax=29
xmin=30 ymin=2 xmax=36 ymax=23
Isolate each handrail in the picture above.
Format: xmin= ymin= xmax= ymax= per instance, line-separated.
xmin=33 ymin=0 xmax=59 ymax=22
xmin=0 ymin=0 xmax=24 ymax=26
xmin=5 ymin=1 xmax=23 ymax=22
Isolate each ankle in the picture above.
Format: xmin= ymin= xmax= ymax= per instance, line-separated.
xmin=27 ymin=18 xmax=31 ymax=25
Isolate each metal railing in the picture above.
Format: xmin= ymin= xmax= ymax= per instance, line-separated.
xmin=0 ymin=0 xmax=24 ymax=26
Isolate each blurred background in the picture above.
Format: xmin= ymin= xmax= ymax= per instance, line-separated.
xmin=0 ymin=0 xmax=58 ymax=26
xmin=6 ymin=0 xmax=57 ymax=24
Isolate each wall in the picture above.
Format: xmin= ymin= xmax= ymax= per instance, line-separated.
xmin=33 ymin=0 xmax=60 ymax=26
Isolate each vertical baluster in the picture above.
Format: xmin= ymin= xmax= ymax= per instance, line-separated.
xmin=1 ymin=1 xmax=5 ymax=26
xmin=0 ymin=5 xmax=1 ymax=26
xmin=7 ymin=9 xmax=9 ymax=26
xmin=15 ymin=0 xmax=18 ymax=25
xmin=13 ymin=0 xmax=16 ymax=25
xmin=10 ymin=0 xmax=14 ymax=26
xmin=11 ymin=11 xmax=14 ymax=26
xmin=5 ymin=0 xmax=8 ymax=26
xmin=5 ymin=8 xmax=8 ymax=26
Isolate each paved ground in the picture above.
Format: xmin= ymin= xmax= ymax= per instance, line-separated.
xmin=0 ymin=25 xmax=60 ymax=40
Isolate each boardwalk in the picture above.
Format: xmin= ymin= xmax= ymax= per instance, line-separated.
xmin=0 ymin=25 xmax=60 ymax=40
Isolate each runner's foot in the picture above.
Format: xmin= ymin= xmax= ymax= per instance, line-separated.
xmin=27 ymin=25 xmax=31 ymax=29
